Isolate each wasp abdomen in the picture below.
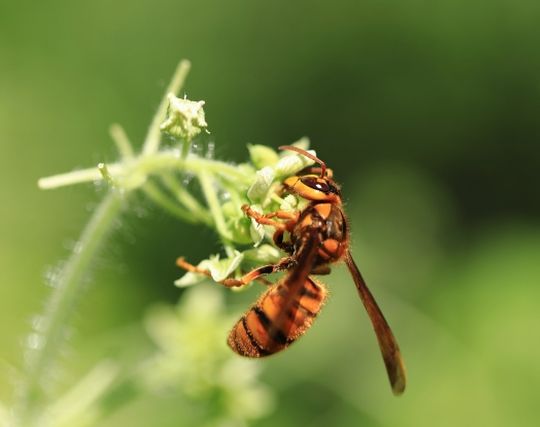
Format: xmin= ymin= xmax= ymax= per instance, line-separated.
xmin=227 ymin=278 xmax=327 ymax=357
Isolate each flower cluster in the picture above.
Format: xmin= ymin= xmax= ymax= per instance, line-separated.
xmin=17 ymin=60 xmax=318 ymax=427
xmin=139 ymin=285 xmax=275 ymax=425
xmin=174 ymin=138 xmax=316 ymax=287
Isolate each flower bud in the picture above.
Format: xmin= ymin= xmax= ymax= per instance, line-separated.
xmin=247 ymin=167 xmax=275 ymax=202
xmin=248 ymin=144 xmax=279 ymax=169
xmin=160 ymin=94 xmax=208 ymax=141
xmin=274 ymin=150 xmax=316 ymax=178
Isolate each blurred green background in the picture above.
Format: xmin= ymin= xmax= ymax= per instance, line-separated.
xmin=1 ymin=0 xmax=540 ymax=426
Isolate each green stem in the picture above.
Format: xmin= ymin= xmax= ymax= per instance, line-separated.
xmin=159 ymin=173 xmax=210 ymax=219
xmin=38 ymin=153 xmax=252 ymax=190
xmin=15 ymin=191 xmax=124 ymax=425
xmin=141 ymin=181 xmax=211 ymax=225
xmin=18 ymin=60 xmax=200 ymax=425
xmin=109 ymin=124 xmax=135 ymax=159
xmin=197 ymin=170 xmax=235 ymax=257
xmin=134 ymin=153 xmax=251 ymax=185
xmin=181 ymin=139 xmax=192 ymax=160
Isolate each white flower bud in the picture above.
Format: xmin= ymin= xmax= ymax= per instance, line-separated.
xmin=160 ymin=94 xmax=208 ymax=141
xmin=274 ymin=150 xmax=316 ymax=178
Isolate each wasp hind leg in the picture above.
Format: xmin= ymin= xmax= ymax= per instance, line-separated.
xmin=176 ymin=256 xmax=293 ymax=288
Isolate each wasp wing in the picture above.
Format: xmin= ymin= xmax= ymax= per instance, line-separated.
xmin=228 ymin=231 xmax=326 ymax=357
xmin=345 ymin=251 xmax=407 ymax=395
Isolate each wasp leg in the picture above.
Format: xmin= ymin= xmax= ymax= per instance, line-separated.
xmin=311 ymin=264 xmax=332 ymax=275
xmin=176 ymin=256 xmax=293 ymax=288
xmin=241 ymin=205 xmax=299 ymax=231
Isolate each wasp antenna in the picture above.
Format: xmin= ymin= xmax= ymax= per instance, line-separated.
xmin=279 ymin=145 xmax=327 ymax=178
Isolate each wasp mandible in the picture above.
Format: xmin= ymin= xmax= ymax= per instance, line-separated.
xmin=177 ymin=146 xmax=407 ymax=395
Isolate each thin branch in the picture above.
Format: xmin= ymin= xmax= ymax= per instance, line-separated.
xmin=19 ymin=61 xmax=194 ymax=426
xmin=109 ymin=124 xmax=135 ymax=159
xmin=198 ymin=170 xmax=235 ymax=257
xmin=15 ymin=192 xmax=124 ymax=425
xmin=38 ymin=152 xmax=252 ymax=190
xmin=160 ymin=173 xmax=211 ymax=220
xmin=141 ymin=181 xmax=211 ymax=225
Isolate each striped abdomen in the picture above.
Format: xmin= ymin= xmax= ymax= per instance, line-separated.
xmin=228 ymin=277 xmax=327 ymax=357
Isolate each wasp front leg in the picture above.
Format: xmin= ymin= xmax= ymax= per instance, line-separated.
xmin=242 ymin=204 xmax=299 ymax=253
xmin=241 ymin=204 xmax=299 ymax=230
xmin=176 ymin=256 xmax=294 ymax=288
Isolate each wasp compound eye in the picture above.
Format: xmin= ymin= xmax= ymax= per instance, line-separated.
xmin=327 ymin=183 xmax=340 ymax=195
xmin=301 ymin=176 xmax=330 ymax=193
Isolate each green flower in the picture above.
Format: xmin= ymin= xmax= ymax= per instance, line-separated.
xmin=139 ymin=285 xmax=275 ymax=422
xmin=160 ymin=94 xmax=208 ymax=141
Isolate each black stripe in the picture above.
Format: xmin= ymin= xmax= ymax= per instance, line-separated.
xmin=241 ymin=316 xmax=269 ymax=355
xmin=300 ymin=285 xmax=321 ymax=300
xmin=257 ymin=265 xmax=276 ymax=275
xmin=292 ymin=299 xmax=316 ymax=318
xmin=254 ymin=306 xmax=288 ymax=345
xmin=269 ymin=328 xmax=288 ymax=345
xmin=286 ymin=307 xmax=298 ymax=321
xmin=253 ymin=306 xmax=271 ymax=328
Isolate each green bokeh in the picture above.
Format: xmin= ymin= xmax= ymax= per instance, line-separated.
xmin=1 ymin=1 xmax=539 ymax=426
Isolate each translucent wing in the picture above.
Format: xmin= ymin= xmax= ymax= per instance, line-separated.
xmin=345 ymin=251 xmax=407 ymax=395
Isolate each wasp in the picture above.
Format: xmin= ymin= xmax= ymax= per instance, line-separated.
xmin=177 ymin=146 xmax=406 ymax=395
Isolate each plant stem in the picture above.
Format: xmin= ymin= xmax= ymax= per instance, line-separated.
xmin=141 ymin=181 xmax=211 ymax=225
xmin=15 ymin=191 xmax=124 ymax=425
xmin=38 ymin=152 xmax=252 ymax=190
xmin=18 ymin=60 xmax=195 ymax=425
xmin=197 ymin=170 xmax=235 ymax=257
xmin=159 ymin=173 xmax=210 ymax=219
xmin=109 ymin=124 xmax=135 ymax=159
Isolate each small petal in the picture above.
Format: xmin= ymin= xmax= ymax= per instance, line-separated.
xmin=205 ymin=252 xmax=244 ymax=282
xmin=248 ymin=144 xmax=279 ymax=169
xmin=247 ymin=166 xmax=275 ymax=202
xmin=274 ymin=150 xmax=316 ymax=177
xmin=246 ymin=205 xmax=265 ymax=246
xmin=280 ymin=194 xmax=298 ymax=211
xmin=243 ymin=244 xmax=282 ymax=263
xmin=174 ymin=271 xmax=207 ymax=288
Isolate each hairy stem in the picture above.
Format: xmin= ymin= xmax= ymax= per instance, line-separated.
xmin=38 ymin=152 xmax=252 ymax=190
xmin=18 ymin=59 xmax=193 ymax=425
xmin=16 ymin=191 xmax=124 ymax=425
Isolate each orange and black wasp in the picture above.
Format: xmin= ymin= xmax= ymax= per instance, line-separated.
xmin=177 ymin=146 xmax=407 ymax=395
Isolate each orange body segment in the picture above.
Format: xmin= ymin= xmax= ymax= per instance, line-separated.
xmin=227 ymin=278 xmax=327 ymax=357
